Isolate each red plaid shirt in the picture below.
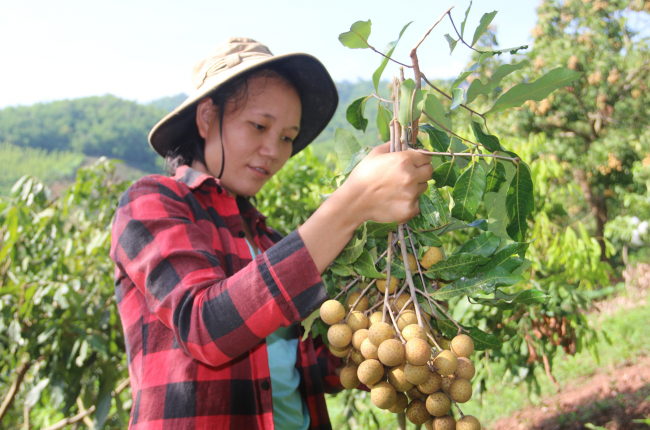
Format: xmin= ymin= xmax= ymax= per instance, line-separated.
xmin=110 ymin=165 xmax=342 ymax=429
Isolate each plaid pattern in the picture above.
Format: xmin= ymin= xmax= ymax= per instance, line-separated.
xmin=110 ymin=165 xmax=342 ymax=429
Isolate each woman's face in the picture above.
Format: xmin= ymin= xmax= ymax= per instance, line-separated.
xmin=193 ymin=74 xmax=301 ymax=197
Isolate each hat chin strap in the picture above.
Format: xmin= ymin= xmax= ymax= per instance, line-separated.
xmin=217 ymin=100 xmax=226 ymax=180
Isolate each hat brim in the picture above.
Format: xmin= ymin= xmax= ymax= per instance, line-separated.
xmin=148 ymin=53 xmax=338 ymax=158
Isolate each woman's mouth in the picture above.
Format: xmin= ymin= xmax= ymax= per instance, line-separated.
xmin=249 ymin=166 xmax=270 ymax=177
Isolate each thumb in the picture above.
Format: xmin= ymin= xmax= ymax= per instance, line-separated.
xmin=367 ymin=142 xmax=391 ymax=157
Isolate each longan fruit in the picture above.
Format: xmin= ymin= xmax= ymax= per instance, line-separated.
xmin=397 ymin=310 xmax=419 ymax=332
xmin=360 ymin=337 xmax=379 ymax=360
xmin=433 ymin=350 xmax=458 ymax=376
xmin=392 ymin=294 xmax=414 ymax=313
xmin=420 ymin=247 xmax=444 ymax=270
xmin=346 ymin=291 xmax=369 ymax=312
xmin=406 ymin=399 xmax=431 ymax=425
xmin=376 ymin=277 xmax=398 ymax=294
xmin=371 ymin=381 xmax=397 ymax=409
xmin=404 ymin=363 xmax=431 ymax=385
xmin=405 ymin=338 xmax=431 ymax=366
xmin=352 ymin=329 xmax=368 ymax=350
xmin=433 ymin=415 xmax=456 ymax=430
xmin=456 ymin=415 xmax=481 ymax=430
xmin=406 ymin=386 xmax=427 ymax=401
xmin=441 ymin=376 xmax=455 ymax=393
xmin=348 ymin=311 xmax=369 ymax=333
xmin=340 ymin=365 xmax=360 ymax=389
xmin=418 ymin=371 xmax=443 ymax=394
xmin=388 ymin=392 xmax=409 ymax=413
xmin=378 ymin=338 xmax=405 ymax=367
xmin=350 ymin=348 xmax=364 ymax=365
xmin=402 ymin=324 xmax=428 ymax=342
xmin=438 ymin=337 xmax=451 ymax=350
xmin=405 ymin=254 xmax=418 ymax=272
xmin=424 ymin=418 xmax=434 ymax=430
xmin=328 ymin=323 xmax=352 ymax=348
xmin=387 ymin=364 xmax=414 ymax=392
xmin=456 ymin=357 xmax=475 ymax=380
xmin=329 ymin=344 xmax=352 ymax=358
xmin=368 ymin=322 xmax=395 ymax=347
xmin=451 ymin=334 xmax=474 ymax=358
xmin=368 ymin=311 xmax=383 ymax=327
xmin=448 ymin=378 xmax=472 ymax=403
xmin=320 ymin=300 xmax=346 ymax=325
xmin=357 ymin=359 xmax=384 ymax=386
xmin=426 ymin=391 xmax=451 ymax=417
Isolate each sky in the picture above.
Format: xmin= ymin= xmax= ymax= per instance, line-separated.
xmin=0 ymin=0 xmax=541 ymax=109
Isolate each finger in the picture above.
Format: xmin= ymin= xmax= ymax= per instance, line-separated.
xmin=417 ymin=182 xmax=428 ymax=195
xmin=404 ymin=149 xmax=433 ymax=167
xmin=368 ymin=142 xmax=391 ymax=157
xmin=414 ymin=162 xmax=434 ymax=183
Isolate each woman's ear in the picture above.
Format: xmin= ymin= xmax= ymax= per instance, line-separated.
xmin=196 ymin=98 xmax=216 ymax=139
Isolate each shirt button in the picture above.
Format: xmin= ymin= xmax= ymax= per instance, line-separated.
xmin=238 ymin=231 xmax=246 ymax=238
xmin=261 ymin=381 xmax=270 ymax=390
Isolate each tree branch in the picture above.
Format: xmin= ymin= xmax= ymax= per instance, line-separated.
xmin=0 ymin=356 xmax=31 ymax=423
xmin=409 ymin=147 xmax=519 ymax=162
xmin=421 ymin=74 xmax=488 ymax=125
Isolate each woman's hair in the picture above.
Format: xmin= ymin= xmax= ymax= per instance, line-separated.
xmin=165 ymin=67 xmax=296 ymax=176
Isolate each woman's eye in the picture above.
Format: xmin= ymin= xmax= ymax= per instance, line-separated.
xmin=252 ymin=123 xmax=265 ymax=131
xmin=283 ymin=136 xmax=294 ymax=144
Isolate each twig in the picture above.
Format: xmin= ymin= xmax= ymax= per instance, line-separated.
xmin=427 ymin=332 xmax=443 ymax=353
xmin=415 ymin=288 xmax=468 ymax=334
xmin=370 ymin=93 xmax=392 ymax=103
xmin=333 ymin=248 xmax=389 ymax=301
xmin=397 ymin=225 xmax=425 ymax=327
xmin=421 ymin=110 xmax=490 ymax=150
xmin=411 ymin=7 xmax=455 ymax=53
xmin=421 ymin=74 xmax=488 ymax=125
xmin=448 ymin=12 xmax=482 ymax=54
xmin=345 ymin=279 xmax=377 ymax=320
xmin=409 ymin=147 xmax=519 ymax=162
xmin=0 ymin=356 xmax=31 ymax=422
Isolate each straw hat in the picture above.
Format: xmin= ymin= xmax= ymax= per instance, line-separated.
xmin=149 ymin=37 xmax=339 ymax=157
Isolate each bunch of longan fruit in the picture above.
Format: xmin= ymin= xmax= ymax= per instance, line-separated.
xmin=320 ymin=288 xmax=481 ymax=430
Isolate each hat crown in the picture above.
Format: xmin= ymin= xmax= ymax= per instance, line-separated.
xmin=191 ymin=38 xmax=274 ymax=90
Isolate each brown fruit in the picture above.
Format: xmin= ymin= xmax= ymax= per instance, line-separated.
xmin=418 ymin=371 xmax=442 ymax=394
xmin=346 ymin=291 xmax=369 ymax=312
xmin=438 ymin=337 xmax=451 ymax=350
xmin=392 ymin=294 xmax=414 ymax=313
xmin=448 ymin=378 xmax=472 ymax=403
xmin=450 ymin=334 xmax=474 ymax=358
xmin=406 ymin=399 xmax=431 ymax=425
xmin=340 ymin=365 xmax=360 ymax=389
xmin=404 ymin=363 xmax=431 ymax=385
xmin=320 ymin=300 xmax=346 ymax=325
xmin=388 ymin=392 xmax=409 ymax=413
xmin=433 ymin=350 xmax=458 ymax=376
xmin=376 ymin=277 xmax=398 ymax=294
xmin=387 ymin=364 xmax=414 ymax=392
xmin=368 ymin=322 xmax=395 ymax=347
xmin=441 ymin=376 xmax=455 ymax=393
xmin=360 ymin=337 xmax=379 ymax=360
xmin=348 ymin=311 xmax=369 ymax=333
xmin=405 ymin=254 xmax=418 ymax=272
xmin=405 ymin=338 xmax=431 ymax=366
xmin=420 ymin=247 xmax=444 ymax=269
xmin=426 ymin=391 xmax=451 ymax=417
xmin=350 ymin=348 xmax=364 ymax=365
xmin=433 ymin=415 xmax=456 ymax=430
xmin=357 ymin=359 xmax=384 ymax=386
xmin=456 ymin=357 xmax=475 ymax=380
xmin=406 ymin=386 xmax=427 ymax=401
xmin=456 ymin=415 xmax=481 ymax=430
xmin=352 ymin=329 xmax=368 ymax=350
xmin=329 ymin=344 xmax=351 ymax=358
xmin=371 ymin=381 xmax=397 ymax=409
xmin=402 ymin=324 xmax=428 ymax=342
xmin=397 ymin=310 xmax=418 ymax=332
xmin=378 ymin=339 xmax=405 ymax=367
xmin=328 ymin=323 xmax=352 ymax=348
xmin=368 ymin=311 xmax=383 ymax=327
xmin=424 ymin=418 xmax=434 ymax=430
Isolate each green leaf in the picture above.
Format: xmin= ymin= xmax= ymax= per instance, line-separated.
xmin=460 ymin=2 xmax=472 ymax=38
xmin=410 ymin=229 xmax=443 ymax=247
xmin=466 ymin=60 xmax=528 ymax=104
xmin=431 ymin=161 xmax=460 ymax=188
xmin=423 ymin=93 xmax=451 ymax=132
xmin=450 ymin=88 xmax=465 ymax=111
xmin=452 ymin=162 xmax=486 ymax=222
xmin=301 ymin=309 xmax=320 ymax=341
xmin=501 ymin=256 xmax=524 ymax=272
xmin=339 ymin=20 xmax=372 ymax=49
xmin=346 ymin=96 xmax=370 ymax=132
xmin=485 ymin=161 xmax=507 ymax=193
xmin=420 ymin=124 xmax=449 ymax=152
xmin=377 ymin=105 xmax=392 ymax=142
xmin=506 ymin=162 xmax=534 ymax=242
xmin=486 ymin=68 xmax=584 ymax=114
xmin=93 ymin=370 xmax=114 ymax=429
xmin=435 ymin=319 xmax=502 ymax=350
xmin=451 ymin=61 xmax=481 ymax=90
xmin=366 ymin=221 xmax=396 ymax=238
xmin=354 ymin=249 xmax=385 ymax=279
xmin=420 ymin=188 xmax=451 ymax=228
xmin=458 ymin=231 xmax=500 ymax=257
xmin=335 ymin=224 xmax=367 ymax=265
xmin=470 ymin=121 xmax=503 ymax=152
xmin=330 ymin=264 xmax=356 ymax=277
xmin=449 ymin=137 xmax=470 ymax=169
xmin=424 ymin=253 xmax=489 ymax=281
xmin=372 ymin=22 xmax=412 ymax=93
xmin=388 ymin=257 xmax=406 ymax=279
xmin=444 ymin=34 xmax=458 ymax=54
xmin=473 ymin=288 xmax=548 ymax=310
xmin=343 ymin=147 xmax=371 ymax=175
xmin=430 ymin=266 xmax=523 ymax=300
xmin=480 ymin=242 xmax=530 ymax=272
xmin=485 ymin=160 xmax=516 ymax=240
xmin=434 ymin=218 xmax=487 ymax=235
xmin=471 ymin=11 xmax=497 ymax=47
xmin=399 ymin=79 xmax=423 ymax=126
xmin=334 ymin=128 xmax=361 ymax=171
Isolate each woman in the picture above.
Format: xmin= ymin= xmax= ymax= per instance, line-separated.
xmin=110 ymin=37 xmax=432 ymax=429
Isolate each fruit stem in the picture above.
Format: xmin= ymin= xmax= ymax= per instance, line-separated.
xmin=415 ymin=288 xmax=469 ymax=335
xmin=333 ymin=248 xmax=390 ymax=301
xmin=344 ymin=279 xmax=377 ymax=322
xmin=383 ymin=232 xmax=394 ymax=324
xmin=397 ymin=225 xmax=425 ymax=328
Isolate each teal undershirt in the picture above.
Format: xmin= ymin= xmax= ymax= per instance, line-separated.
xmin=245 ymin=238 xmax=310 ymax=430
